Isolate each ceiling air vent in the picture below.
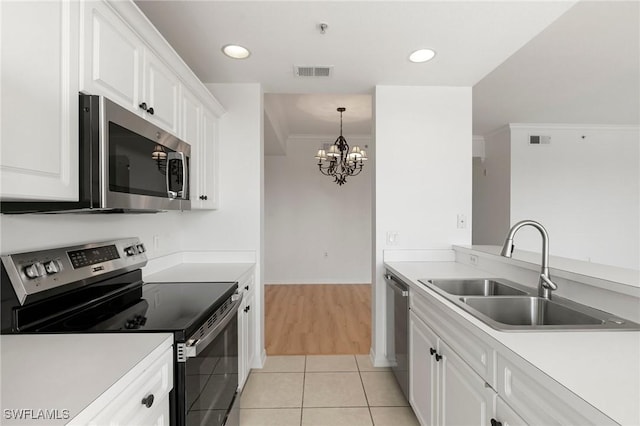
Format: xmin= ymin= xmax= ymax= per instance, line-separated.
xmin=295 ymin=66 xmax=333 ymax=77
xmin=529 ymin=135 xmax=551 ymax=145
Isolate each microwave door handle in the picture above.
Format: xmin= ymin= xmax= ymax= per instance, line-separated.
xmin=166 ymin=152 xmax=187 ymax=199
xmin=178 ymin=151 xmax=187 ymax=199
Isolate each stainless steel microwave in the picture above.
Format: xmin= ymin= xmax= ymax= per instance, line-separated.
xmin=2 ymin=94 xmax=190 ymax=213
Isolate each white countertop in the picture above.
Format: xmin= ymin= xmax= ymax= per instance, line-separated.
xmin=0 ymin=333 xmax=172 ymax=425
xmin=385 ymin=261 xmax=640 ymax=426
xmin=144 ymin=262 xmax=255 ymax=283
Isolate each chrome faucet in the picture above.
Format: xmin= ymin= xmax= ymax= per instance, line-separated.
xmin=500 ymin=220 xmax=558 ymax=299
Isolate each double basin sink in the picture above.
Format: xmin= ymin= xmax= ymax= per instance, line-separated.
xmin=417 ymin=278 xmax=640 ymax=331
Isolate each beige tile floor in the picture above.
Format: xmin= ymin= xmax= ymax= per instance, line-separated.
xmin=239 ymin=355 xmax=420 ymax=426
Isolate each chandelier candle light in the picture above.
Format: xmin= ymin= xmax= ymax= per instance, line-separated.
xmin=314 ymin=107 xmax=367 ymax=186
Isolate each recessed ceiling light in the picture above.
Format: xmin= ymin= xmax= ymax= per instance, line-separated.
xmin=409 ymin=48 xmax=436 ymax=63
xmin=222 ymin=44 xmax=251 ymax=59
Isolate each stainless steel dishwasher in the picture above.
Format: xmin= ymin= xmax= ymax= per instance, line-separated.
xmin=385 ymin=271 xmax=409 ymax=401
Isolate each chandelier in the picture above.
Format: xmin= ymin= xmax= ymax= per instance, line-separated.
xmin=314 ymin=107 xmax=367 ymax=186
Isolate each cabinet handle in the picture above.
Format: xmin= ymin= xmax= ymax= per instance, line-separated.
xmin=148 ymin=107 xmax=155 ymax=115
xmin=245 ymin=285 xmax=249 ymax=291
xmin=141 ymin=394 xmax=155 ymax=408
xmin=435 ymin=353 xmax=442 ymax=362
xmin=199 ymin=195 xmax=208 ymax=200
xmin=139 ymin=102 xmax=148 ymax=111
xmin=430 ymin=348 xmax=436 ymax=356
xmin=490 ymin=419 xmax=502 ymax=426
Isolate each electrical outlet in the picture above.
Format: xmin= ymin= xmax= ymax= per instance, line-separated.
xmin=153 ymin=235 xmax=160 ymax=250
xmin=457 ymin=214 xmax=467 ymax=229
xmin=386 ymin=231 xmax=399 ymax=245
xmin=470 ymin=254 xmax=478 ymax=265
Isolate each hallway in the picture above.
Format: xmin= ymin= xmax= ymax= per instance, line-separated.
xmin=265 ymin=284 xmax=371 ymax=355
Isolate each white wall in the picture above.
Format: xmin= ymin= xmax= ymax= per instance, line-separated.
xmin=373 ymin=86 xmax=472 ymax=364
xmin=472 ymin=127 xmax=511 ymax=245
xmin=264 ymin=135 xmax=372 ymax=284
xmin=0 ymin=212 xmax=184 ymax=258
xmin=510 ymin=124 xmax=640 ymax=270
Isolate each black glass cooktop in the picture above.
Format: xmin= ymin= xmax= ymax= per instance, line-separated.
xmin=141 ymin=282 xmax=237 ymax=335
xmin=36 ymin=281 xmax=237 ymax=340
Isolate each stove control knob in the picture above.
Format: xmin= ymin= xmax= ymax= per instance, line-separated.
xmin=136 ymin=244 xmax=146 ymax=254
xmin=24 ymin=263 xmax=45 ymax=279
xmin=44 ymin=260 xmax=60 ymax=275
xmin=124 ymin=246 xmax=138 ymax=256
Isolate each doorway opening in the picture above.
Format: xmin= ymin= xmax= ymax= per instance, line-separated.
xmin=263 ymin=93 xmax=374 ymax=355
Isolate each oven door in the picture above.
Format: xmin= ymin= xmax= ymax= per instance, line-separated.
xmin=183 ymin=297 xmax=241 ymax=426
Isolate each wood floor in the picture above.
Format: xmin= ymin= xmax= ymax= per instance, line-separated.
xmin=265 ymin=284 xmax=371 ymax=355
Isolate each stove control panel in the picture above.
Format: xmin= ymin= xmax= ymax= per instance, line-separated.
xmin=124 ymin=243 xmax=146 ymax=257
xmin=1 ymin=237 xmax=148 ymax=306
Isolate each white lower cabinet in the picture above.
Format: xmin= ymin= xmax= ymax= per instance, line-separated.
xmin=410 ymin=311 xmax=493 ymax=426
xmin=409 ymin=311 xmax=437 ymax=425
xmin=70 ymin=345 xmax=173 ymax=426
xmin=495 ymin=396 xmax=528 ymax=426
xmin=408 ymin=285 xmax=617 ymax=426
xmin=440 ymin=340 xmax=494 ymax=426
xmin=496 ymin=353 xmax=614 ymax=426
xmin=238 ymin=271 xmax=257 ymax=389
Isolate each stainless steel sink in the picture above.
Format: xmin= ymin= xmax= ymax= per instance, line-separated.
xmin=460 ymin=296 xmax=604 ymax=327
xmin=418 ymin=278 xmax=640 ymax=331
xmin=423 ymin=278 xmax=528 ymax=296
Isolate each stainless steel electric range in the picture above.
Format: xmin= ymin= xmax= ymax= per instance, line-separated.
xmin=1 ymin=237 xmax=241 ymax=426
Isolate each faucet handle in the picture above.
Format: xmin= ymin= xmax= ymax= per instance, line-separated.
xmin=540 ymin=274 xmax=558 ymax=291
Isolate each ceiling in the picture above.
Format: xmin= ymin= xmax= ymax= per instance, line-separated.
xmin=473 ymin=0 xmax=640 ymax=135
xmin=135 ymin=1 xmax=639 ymax=147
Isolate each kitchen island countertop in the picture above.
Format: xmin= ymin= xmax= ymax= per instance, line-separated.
xmin=385 ymin=260 xmax=640 ymax=426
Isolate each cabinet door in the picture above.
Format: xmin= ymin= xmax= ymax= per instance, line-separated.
xmin=76 ymin=347 xmax=173 ymax=426
xmin=198 ymin=108 xmax=219 ymax=209
xmin=409 ymin=311 xmax=438 ymax=426
xmin=1 ymin=0 xmax=79 ymax=201
xmin=80 ymin=0 xmax=142 ymax=112
xmin=440 ymin=340 xmax=494 ymax=426
xmin=182 ymin=89 xmax=203 ymax=206
xmin=238 ymin=282 xmax=256 ymax=390
xmin=143 ymin=49 xmax=180 ymax=135
xmin=494 ymin=396 xmax=528 ymax=426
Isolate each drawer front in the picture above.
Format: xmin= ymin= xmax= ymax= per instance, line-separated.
xmin=88 ymin=347 xmax=173 ymax=426
xmin=497 ymin=354 xmax=615 ymax=426
xmin=495 ymin=396 xmax=528 ymax=426
xmin=411 ymin=290 xmax=495 ymax=384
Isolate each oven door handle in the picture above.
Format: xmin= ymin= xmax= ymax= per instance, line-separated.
xmin=184 ymin=292 xmax=243 ymax=358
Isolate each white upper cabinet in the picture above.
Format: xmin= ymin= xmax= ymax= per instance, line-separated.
xmin=183 ymin=85 xmax=219 ymax=210
xmin=80 ymin=0 xmax=142 ymax=112
xmin=2 ymin=0 xmax=224 ymax=205
xmin=0 ymin=0 xmax=80 ymax=201
xmin=142 ymin=49 xmax=180 ymax=135
xmin=199 ymin=108 xmax=220 ymax=209
xmin=81 ymin=1 xmax=180 ymax=135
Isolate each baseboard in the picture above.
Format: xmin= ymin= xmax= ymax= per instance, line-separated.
xmin=370 ymin=347 xmax=392 ymax=367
